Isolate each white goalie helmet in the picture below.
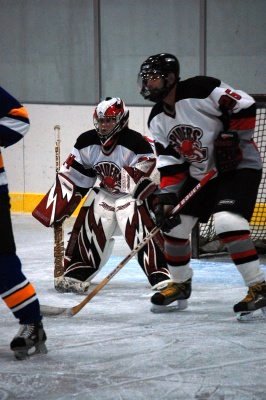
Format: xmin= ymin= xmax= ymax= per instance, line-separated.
xmin=93 ymin=97 xmax=129 ymax=148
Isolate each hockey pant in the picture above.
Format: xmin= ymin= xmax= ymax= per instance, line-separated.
xmin=0 ymin=191 xmax=41 ymax=324
xmin=63 ymin=187 xmax=169 ymax=286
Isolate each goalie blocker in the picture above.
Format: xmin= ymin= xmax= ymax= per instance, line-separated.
xmin=32 ymin=173 xmax=83 ymax=227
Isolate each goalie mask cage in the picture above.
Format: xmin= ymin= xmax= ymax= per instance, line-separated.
xmin=192 ymin=95 xmax=266 ymax=258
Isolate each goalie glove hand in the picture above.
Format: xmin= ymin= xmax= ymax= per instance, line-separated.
xmin=153 ymin=192 xmax=181 ymax=233
xmin=32 ymin=173 xmax=83 ymax=227
xmin=214 ymin=131 xmax=242 ymax=173
xmin=131 ymin=177 xmax=158 ymax=201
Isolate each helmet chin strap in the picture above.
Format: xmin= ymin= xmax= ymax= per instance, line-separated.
xmin=100 ymin=135 xmax=119 ymax=154
xmin=99 ymin=123 xmax=121 ymax=152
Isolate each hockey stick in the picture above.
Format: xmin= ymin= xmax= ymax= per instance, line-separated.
xmin=40 ymin=168 xmax=217 ymax=317
xmin=53 ymin=125 xmax=65 ymax=284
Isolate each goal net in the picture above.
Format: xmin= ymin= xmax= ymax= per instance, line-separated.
xmin=193 ymin=95 xmax=266 ymax=256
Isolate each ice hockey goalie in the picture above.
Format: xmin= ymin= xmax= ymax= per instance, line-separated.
xmin=33 ymin=97 xmax=169 ymax=293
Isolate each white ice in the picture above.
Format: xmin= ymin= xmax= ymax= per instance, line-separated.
xmin=0 ymin=215 xmax=266 ymax=400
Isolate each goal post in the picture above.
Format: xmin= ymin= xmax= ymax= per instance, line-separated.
xmin=191 ymin=95 xmax=266 ymax=258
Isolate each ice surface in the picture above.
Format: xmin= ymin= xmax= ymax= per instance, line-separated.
xmin=0 ymin=215 xmax=266 ymax=400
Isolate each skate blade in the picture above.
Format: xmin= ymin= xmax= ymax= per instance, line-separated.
xmin=150 ymin=299 xmax=188 ymax=314
xmin=13 ymin=342 xmax=48 ymax=360
xmin=237 ymin=306 xmax=266 ymax=322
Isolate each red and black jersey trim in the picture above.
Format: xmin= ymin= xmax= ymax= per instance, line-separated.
xmin=159 ymin=162 xmax=189 ymax=177
xmin=74 ymin=127 xmax=153 ymax=155
xmin=70 ymin=159 xmax=96 ymax=178
xmin=176 ymin=76 xmax=221 ymax=101
xmin=148 ymin=76 xmax=221 ymax=127
xmin=75 ymin=130 xmax=101 ymax=149
xmin=229 ymin=103 xmax=256 ymax=131
xmin=118 ymin=129 xmax=154 ymax=155
xmin=155 ymin=142 xmax=181 ymax=159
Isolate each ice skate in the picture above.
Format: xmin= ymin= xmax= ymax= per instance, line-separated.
xmin=234 ymin=281 xmax=266 ymax=322
xmin=54 ymin=276 xmax=90 ymax=294
xmin=150 ymin=278 xmax=191 ymax=313
xmin=10 ymin=321 xmax=47 ymax=360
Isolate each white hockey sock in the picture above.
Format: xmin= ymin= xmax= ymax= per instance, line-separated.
xmin=168 ymin=263 xmax=193 ymax=283
xmin=236 ymin=260 xmax=265 ymax=287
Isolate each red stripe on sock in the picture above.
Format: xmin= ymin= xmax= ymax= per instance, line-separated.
xmin=231 ymin=248 xmax=257 ymax=261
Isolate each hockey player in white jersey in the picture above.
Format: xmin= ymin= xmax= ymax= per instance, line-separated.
xmin=137 ymin=53 xmax=266 ymax=320
xmin=33 ymin=97 xmax=169 ymax=294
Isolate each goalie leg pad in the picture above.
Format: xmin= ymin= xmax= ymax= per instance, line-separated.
xmin=115 ymin=195 xmax=170 ymax=286
xmin=63 ymin=188 xmax=98 ymax=263
xmin=59 ymin=189 xmax=117 ymax=293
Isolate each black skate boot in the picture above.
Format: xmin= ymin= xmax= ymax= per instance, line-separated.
xmin=234 ymin=281 xmax=266 ymax=321
xmin=10 ymin=321 xmax=48 ymax=360
xmin=150 ymin=278 xmax=192 ymax=313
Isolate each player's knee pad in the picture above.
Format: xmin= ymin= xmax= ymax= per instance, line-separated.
xmin=168 ymin=214 xmax=198 ymax=239
xmin=214 ymin=211 xmax=250 ymax=235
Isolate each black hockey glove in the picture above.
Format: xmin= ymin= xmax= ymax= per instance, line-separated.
xmin=214 ymin=131 xmax=242 ymax=173
xmin=153 ymin=192 xmax=181 ymax=233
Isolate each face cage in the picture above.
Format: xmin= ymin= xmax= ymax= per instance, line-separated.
xmin=94 ymin=111 xmax=129 ymax=146
xmin=94 ymin=117 xmax=117 ymax=143
xmin=138 ymin=71 xmax=171 ymax=102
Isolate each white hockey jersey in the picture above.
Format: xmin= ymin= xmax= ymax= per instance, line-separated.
xmin=148 ymin=76 xmax=262 ymax=192
xmin=60 ymin=127 xmax=156 ymax=195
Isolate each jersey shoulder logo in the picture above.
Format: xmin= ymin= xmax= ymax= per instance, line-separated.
xmin=168 ymin=124 xmax=208 ymax=163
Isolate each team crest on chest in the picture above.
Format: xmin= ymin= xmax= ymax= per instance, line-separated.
xmin=168 ymin=125 xmax=208 ymax=162
xmin=94 ymin=161 xmax=121 ymax=193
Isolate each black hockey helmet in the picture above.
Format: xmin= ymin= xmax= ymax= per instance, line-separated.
xmin=138 ymin=53 xmax=180 ymax=102
xmin=93 ymin=97 xmax=129 ymax=149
